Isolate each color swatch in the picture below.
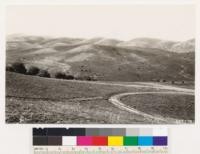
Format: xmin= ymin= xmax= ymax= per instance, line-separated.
xmin=124 ymin=136 xmax=138 ymax=146
xmin=33 ymin=128 xmax=168 ymax=146
xmin=108 ymin=136 xmax=123 ymax=146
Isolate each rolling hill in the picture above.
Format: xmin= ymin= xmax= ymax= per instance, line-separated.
xmin=6 ymin=34 xmax=195 ymax=82
xmin=118 ymin=37 xmax=195 ymax=53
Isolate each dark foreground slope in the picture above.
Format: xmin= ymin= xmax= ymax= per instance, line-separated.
xmin=6 ymin=72 xmax=194 ymax=124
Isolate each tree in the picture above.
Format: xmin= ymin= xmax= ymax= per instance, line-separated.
xmin=65 ymin=75 xmax=74 ymax=80
xmin=38 ymin=70 xmax=50 ymax=78
xmin=171 ymin=81 xmax=175 ymax=84
xmin=6 ymin=65 xmax=14 ymax=72
xmin=12 ymin=62 xmax=26 ymax=74
xmin=55 ymin=72 xmax=67 ymax=79
xmin=27 ymin=66 xmax=40 ymax=75
xmin=55 ymin=72 xmax=74 ymax=80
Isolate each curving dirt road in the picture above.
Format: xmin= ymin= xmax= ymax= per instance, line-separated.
xmin=61 ymin=79 xmax=194 ymax=93
xmin=108 ymin=83 xmax=194 ymax=124
xmin=58 ymin=79 xmax=194 ymax=123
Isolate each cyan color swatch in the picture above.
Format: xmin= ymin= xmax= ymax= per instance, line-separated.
xmin=138 ymin=136 xmax=153 ymax=146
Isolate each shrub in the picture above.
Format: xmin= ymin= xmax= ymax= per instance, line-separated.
xmin=76 ymin=75 xmax=95 ymax=81
xmin=86 ymin=76 xmax=92 ymax=81
xmin=55 ymin=72 xmax=74 ymax=80
xmin=11 ymin=62 xmax=26 ymax=74
xmin=6 ymin=65 xmax=14 ymax=72
xmin=65 ymin=75 xmax=74 ymax=80
xmin=38 ymin=70 xmax=50 ymax=78
xmin=74 ymin=76 xmax=82 ymax=80
xmin=171 ymin=81 xmax=175 ymax=84
xmin=55 ymin=72 xmax=67 ymax=79
xmin=27 ymin=66 xmax=40 ymax=75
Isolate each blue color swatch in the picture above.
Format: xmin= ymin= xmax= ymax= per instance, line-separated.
xmin=138 ymin=136 xmax=153 ymax=146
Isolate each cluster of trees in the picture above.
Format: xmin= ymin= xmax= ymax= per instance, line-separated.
xmin=6 ymin=62 xmax=97 ymax=81
xmin=6 ymin=62 xmax=51 ymax=78
xmin=55 ymin=72 xmax=74 ymax=80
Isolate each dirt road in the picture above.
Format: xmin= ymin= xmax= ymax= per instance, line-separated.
xmin=108 ymin=83 xmax=194 ymax=124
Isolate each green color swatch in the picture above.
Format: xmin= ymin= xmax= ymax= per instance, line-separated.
xmin=123 ymin=136 xmax=138 ymax=146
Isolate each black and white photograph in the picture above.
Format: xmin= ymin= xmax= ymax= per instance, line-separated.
xmin=6 ymin=5 xmax=195 ymax=124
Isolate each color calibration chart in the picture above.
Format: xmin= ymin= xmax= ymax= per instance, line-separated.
xmin=33 ymin=128 xmax=168 ymax=154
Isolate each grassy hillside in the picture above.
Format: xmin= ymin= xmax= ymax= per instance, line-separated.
xmin=5 ymin=72 xmax=156 ymax=124
xmin=121 ymin=94 xmax=194 ymax=121
xmin=6 ymin=72 xmax=194 ymax=124
xmin=6 ymin=35 xmax=194 ymax=82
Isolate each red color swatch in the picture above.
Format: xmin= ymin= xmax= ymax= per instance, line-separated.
xmin=92 ymin=136 xmax=108 ymax=146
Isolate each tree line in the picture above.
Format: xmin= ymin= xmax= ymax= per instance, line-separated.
xmin=6 ymin=62 xmax=97 ymax=81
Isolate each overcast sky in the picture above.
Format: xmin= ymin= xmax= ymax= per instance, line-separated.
xmin=6 ymin=5 xmax=195 ymax=41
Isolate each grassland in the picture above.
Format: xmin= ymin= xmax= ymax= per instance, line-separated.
xmin=6 ymin=72 xmax=194 ymax=124
xmin=121 ymin=94 xmax=194 ymax=121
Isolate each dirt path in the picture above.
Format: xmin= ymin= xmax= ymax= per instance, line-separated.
xmin=108 ymin=83 xmax=194 ymax=123
xmin=55 ymin=79 xmax=194 ymax=93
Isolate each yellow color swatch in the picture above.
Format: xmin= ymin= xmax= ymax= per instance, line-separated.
xmin=108 ymin=136 xmax=123 ymax=146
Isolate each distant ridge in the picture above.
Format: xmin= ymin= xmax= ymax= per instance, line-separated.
xmin=118 ymin=37 xmax=195 ymax=53
xmin=7 ymin=34 xmax=195 ymax=53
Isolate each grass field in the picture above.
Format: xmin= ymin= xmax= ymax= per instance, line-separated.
xmin=6 ymin=72 xmax=194 ymax=124
xmin=121 ymin=94 xmax=194 ymax=121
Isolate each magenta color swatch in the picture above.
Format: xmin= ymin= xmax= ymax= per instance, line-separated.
xmin=77 ymin=136 xmax=93 ymax=146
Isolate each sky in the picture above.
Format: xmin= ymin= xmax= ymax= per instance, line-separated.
xmin=6 ymin=5 xmax=195 ymax=41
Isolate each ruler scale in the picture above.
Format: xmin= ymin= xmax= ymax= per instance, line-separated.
xmin=32 ymin=128 xmax=168 ymax=154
